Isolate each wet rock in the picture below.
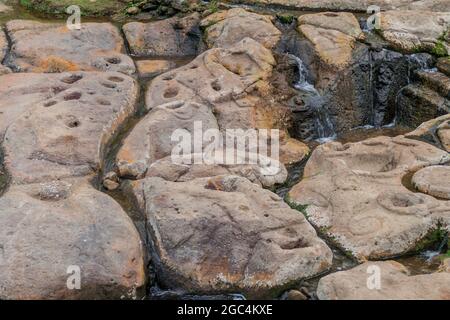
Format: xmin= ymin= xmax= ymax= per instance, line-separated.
xmin=397 ymin=84 xmax=449 ymax=128
xmin=378 ymin=10 xmax=450 ymax=54
xmin=0 ymin=72 xmax=139 ymax=184
xmin=116 ymin=101 xmax=219 ymax=179
xmin=405 ymin=114 xmax=450 ymax=152
xmin=288 ymin=136 xmax=450 ymax=260
xmin=284 ymin=289 xmax=307 ymax=300
xmin=412 ymin=165 xmax=450 ymax=200
xmin=297 ymin=12 xmax=363 ymax=70
xmin=0 ymin=178 xmax=145 ymax=299
xmin=136 ymin=59 xmax=174 ymax=78
xmin=103 ymin=171 xmax=120 ymax=191
xmin=437 ymin=57 xmax=450 ymax=77
xmin=200 ymin=8 xmax=281 ymax=49
xmin=123 ymin=13 xmax=201 ymax=57
xmin=6 ymin=20 xmax=135 ymax=74
xmin=125 ymin=175 xmax=332 ymax=298
xmin=317 ymin=261 xmax=450 ymax=300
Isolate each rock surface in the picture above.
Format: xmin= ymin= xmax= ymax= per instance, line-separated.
xmin=437 ymin=57 xmax=450 ymax=77
xmin=0 ymin=29 xmax=7 ymax=63
xmin=405 ymin=114 xmax=450 ymax=152
xmin=378 ymin=10 xmax=450 ymax=54
xmin=231 ymin=0 xmax=450 ymax=12
xmin=201 ymin=8 xmax=281 ymax=49
xmin=125 ymin=175 xmax=332 ymax=298
xmin=0 ymin=72 xmax=139 ymax=184
xmin=136 ymin=59 xmax=174 ymax=78
xmin=297 ymin=12 xmax=363 ymax=70
xmin=288 ymin=136 xmax=450 ymax=260
xmin=116 ymin=100 xmax=219 ymax=179
xmin=142 ymin=153 xmax=288 ymax=188
xmin=123 ymin=13 xmax=201 ymax=57
xmin=0 ymin=178 xmax=145 ymax=299
xmin=412 ymin=165 xmax=450 ymax=200
xmin=6 ymin=20 xmax=135 ymax=74
xmin=317 ymin=261 xmax=450 ymax=300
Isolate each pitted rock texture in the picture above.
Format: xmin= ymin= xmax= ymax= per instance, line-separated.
xmin=144 ymin=37 xmax=299 ymax=144
xmin=116 ymin=100 xmax=220 ymax=179
xmin=378 ymin=10 xmax=450 ymax=54
xmin=412 ymin=165 xmax=450 ymax=200
xmin=317 ymin=261 xmax=450 ymax=300
xmin=123 ymin=13 xmax=201 ymax=57
xmin=200 ymin=8 xmax=281 ymax=49
xmin=405 ymin=114 xmax=450 ymax=152
xmin=0 ymin=72 xmax=139 ymax=184
xmin=288 ymin=136 xmax=450 ymax=260
xmin=125 ymin=175 xmax=333 ymax=298
xmin=6 ymin=20 xmax=135 ymax=74
xmin=297 ymin=12 xmax=363 ymax=70
xmin=0 ymin=178 xmax=145 ymax=300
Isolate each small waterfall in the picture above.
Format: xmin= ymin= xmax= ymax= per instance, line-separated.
xmin=289 ymin=54 xmax=336 ymax=143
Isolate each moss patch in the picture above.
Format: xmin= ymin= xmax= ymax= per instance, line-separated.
xmin=20 ymin=0 xmax=124 ymax=16
xmin=284 ymin=195 xmax=309 ymax=217
xmin=432 ymin=40 xmax=448 ymax=57
xmin=276 ymin=14 xmax=294 ymax=25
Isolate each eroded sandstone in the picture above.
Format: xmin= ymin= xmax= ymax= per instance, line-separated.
xmin=200 ymin=8 xmax=281 ymax=49
xmin=125 ymin=175 xmax=332 ymax=298
xmin=0 ymin=72 xmax=139 ymax=184
xmin=6 ymin=20 xmax=135 ymax=74
xmin=288 ymin=136 xmax=450 ymax=260
xmin=317 ymin=261 xmax=450 ymax=300
xmin=0 ymin=177 xmax=145 ymax=299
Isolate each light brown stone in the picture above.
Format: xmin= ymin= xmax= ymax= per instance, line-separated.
xmin=201 ymin=8 xmax=281 ymax=49
xmin=317 ymin=261 xmax=450 ymax=300
xmin=125 ymin=175 xmax=332 ymax=298
xmin=0 ymin=178 xmax=145 ymax=299
xmin=412 ymin=165 xmax=450 ymax=200
xmin=0 ymin=72 xmax=139 ymax=184
xmin=288 ymin=136 xmax=450 ymax=260
xmin=6 ymin=20 xmax=135 ymax=74
xmin=135 ymin=59 xmax=174 ymax=78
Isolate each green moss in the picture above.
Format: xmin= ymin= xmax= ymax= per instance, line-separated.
xmin=276 ymin=14 xmax=294 ymax=25
xmin=284 ymin=195 xmax=309 ymax=217
xmin=432 ymin=40 xmax=448 ymax=57
xmin=207 ymin=0 xmax=219 ymax=13
xmin=414 ymin=227 xmax=448 ymax=253
xmin=20 ymin=0 xmax=123 ymax=16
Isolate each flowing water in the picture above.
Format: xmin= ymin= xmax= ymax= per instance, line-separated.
xmin=289 ymin=54 xmax=337 ymax=143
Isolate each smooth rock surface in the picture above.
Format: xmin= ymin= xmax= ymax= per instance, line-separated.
xmin=317 ymin=261 xmax=450 ymax=300
xmin=378 ymin=10 xmax=450 ymax=54
xmin=0 ymin=178 xmax=145 ymax=299
xmin=126 ymin=175 xmax=333 ymax=298
xmin=0 ymin=72 xmax=139 ymax=184
xmin=201 ymin=8 xmax=281 ymax=49
xmin=297 ymin=12 xmax=363 ymax=70
xmin=6 ymin=20 xmax=135 ymax=74
xmin=123 ymin=13 xmax=201 ymax=57
xmin=288 ymin=136 xmax=450 ymax=260
xmin=412 ymin=165 xmax=450 ymax=200
xmin=405 ymin=114 xmax=450 ymax=152
xmin=136 ymin=59 xmax=174 ymax=78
